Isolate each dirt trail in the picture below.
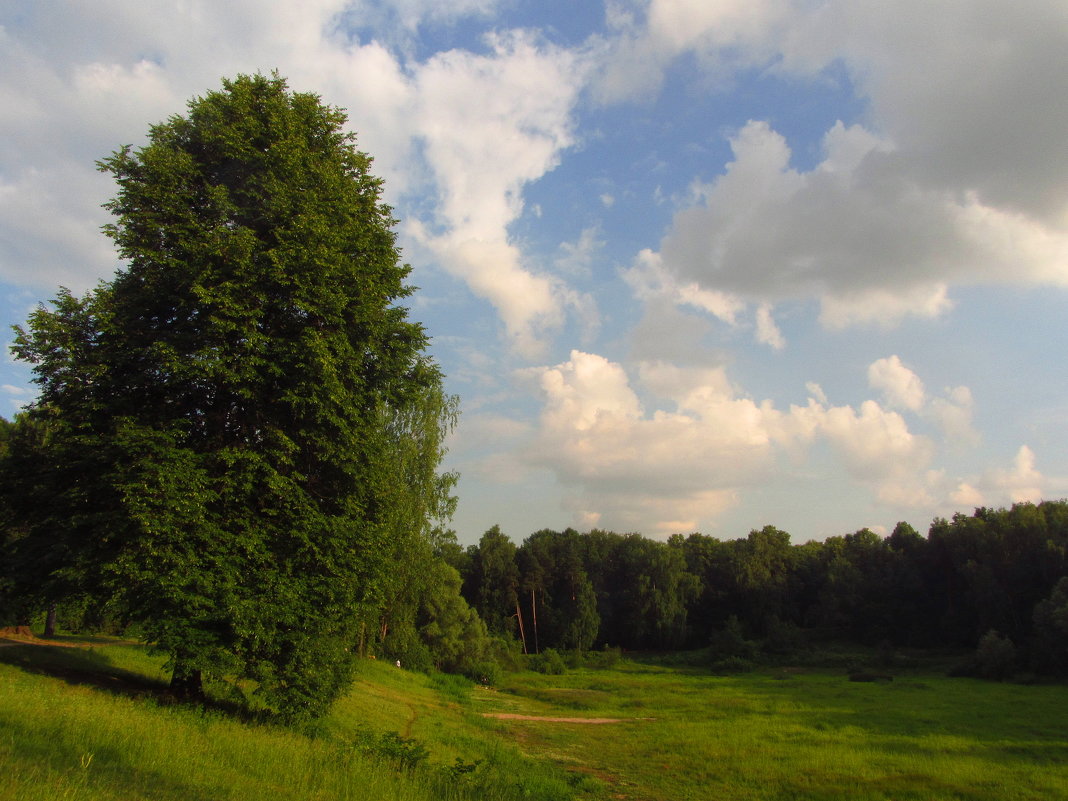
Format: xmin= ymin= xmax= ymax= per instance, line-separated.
xmin=482 ymin=713 xmax=651 ymax=724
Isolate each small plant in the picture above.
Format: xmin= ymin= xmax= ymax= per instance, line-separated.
xmin=709 ymin=616 xmax=757 ymax=662
xmin=710 ymin=655 xmax=755 ymax=674
xmin=441 ymin=756 xmax=484 ymax=784
xmin=351 ymin=727 xmax=429 ymax=772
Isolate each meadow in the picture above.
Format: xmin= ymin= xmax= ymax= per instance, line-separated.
xmin=2 ymin=636 xmax=1067 ymax=800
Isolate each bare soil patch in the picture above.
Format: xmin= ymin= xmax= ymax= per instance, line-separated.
xmin=482 ymin=713 xmax=651 ymax=724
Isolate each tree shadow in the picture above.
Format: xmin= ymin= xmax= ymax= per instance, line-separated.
xmin=0 ymin=638 xmax=261 ymax=722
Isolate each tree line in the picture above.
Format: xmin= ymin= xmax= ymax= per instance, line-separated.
xmin=449 ymin=502 xmax=1068 ymax=674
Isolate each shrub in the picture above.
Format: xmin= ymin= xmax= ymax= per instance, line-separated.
xmin=710 ymin=656 xmax=755 ymax=674
xmin=586 ymin=646 xmax=623 ymax=669
xmin=976 ymin=629 xmax=1017 ymax=681
xmin=465 ymin=660 xmax=502 ymax=686
xmin=530 ymin=648 xmax=567 ymax=675
xmin=350 ymin=728 xmax=429 ymax=772
xmin=762 ymin=616 xmax=806 ymax=657
xmin=709 ymin=615 xmax=757 ymax=662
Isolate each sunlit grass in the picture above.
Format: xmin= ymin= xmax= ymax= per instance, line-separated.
xmin=486 ymin=661 xmax=1068 ymax=800
xmin=4 ymin=639 xmax=1067 ymax=801
xmin=0 ymin=639 xmax=594 ymax=801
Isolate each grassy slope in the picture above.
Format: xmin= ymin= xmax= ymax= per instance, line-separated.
xmin=3 ymin=638 xmax=1067 ymax=801
xmin=0 ymin=638 xmax=589 ymax=801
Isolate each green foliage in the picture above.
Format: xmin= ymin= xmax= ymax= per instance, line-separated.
xmin=761 ymin=615 xmax=807 ymax=657
xmin=975 ymin=629 xmax=1017 ymax=681
xmin=530 ymin=647 xmax=567 ymax=675
xmin=9 ymin=73 xmax=454 ymax=722
xmin=351 ymin=727 xmax=431 ymax=772
xmin=709 ymin=615 xmax=757 ymax=662
xmin=463 ymin=525 xmax=521 ymax=637
xmin=1032 ymin=575 xmax=1068 ymax=674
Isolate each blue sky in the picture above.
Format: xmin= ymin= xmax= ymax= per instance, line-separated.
xmin=2 ymin=0 xmax=1066 ymax=544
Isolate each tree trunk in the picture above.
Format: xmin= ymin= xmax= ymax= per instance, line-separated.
xmin=43 ymin=603 xmax=57 ymax=639
xmin=514 ymin=600 xmax=528 ymax=655
xmin=169 ymin=656 xmax=205 ymax=702
xmin=531 ymin=589 xmax=540 ymax=655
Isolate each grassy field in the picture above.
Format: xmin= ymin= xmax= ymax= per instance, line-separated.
xmin=2 ymin=636 xmax=1067 ymax=800
xmin=480 ymin=660 xmax=1068 ymax=800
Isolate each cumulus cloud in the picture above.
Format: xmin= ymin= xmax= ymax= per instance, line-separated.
xmin=595 ymin=0 xmax=792 ymax=102
xmin=513 ymin=350 xmax=961 ymax=535
xmin=865 ymin=355 xmax=979 ymax=446
xmin=1 ymin=5 xmax=592 ymax=357
xmin=990 ymin=445 xmax=1045 ymax=505
xmin=609 ymin=1 xmax=1068 ymax=330
xmin=653 ymin=119 xmax=1068 ymax=327
xmin=868 ymin=355 xmax=925 ymax=412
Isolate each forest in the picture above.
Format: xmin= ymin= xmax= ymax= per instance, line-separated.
xmin=447 ymin=502 xmax=1068 ymax=678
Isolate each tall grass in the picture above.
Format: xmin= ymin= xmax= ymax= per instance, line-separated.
xmin=0 ymin=655 xmax=437 ymax=801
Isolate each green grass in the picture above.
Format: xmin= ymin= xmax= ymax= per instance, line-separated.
xmin=484 ymin=661 xmax=1068 ymax=800
xmin=0 ymin=639 xmax=592 ymax=801
xmin=3 ymin=639 xmax=1067 ymax=800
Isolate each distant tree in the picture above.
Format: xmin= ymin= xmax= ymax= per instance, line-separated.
xmin=11 ymin=73 xmax=453 ymax=720
xmin=463 ymin=526 xmax=520 ymax=639
xmin=1032 ymin=576 xmax=1068 ymax=675
xmin=0 ymin=413 xmax=69 ymax=629
xmin=417 ymin=560 xmax=491 ymax=675
xmin=518 ymin=529 xmax=600 ymax=652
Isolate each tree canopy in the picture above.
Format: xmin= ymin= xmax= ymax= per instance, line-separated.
xmin=9 ymin=73 xmax=455 ymax=720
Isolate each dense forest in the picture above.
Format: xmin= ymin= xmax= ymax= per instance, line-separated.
xmin=447 ymin=501 xmax=1068 ymax=676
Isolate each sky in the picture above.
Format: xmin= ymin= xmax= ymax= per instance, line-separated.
xmin=2 ymin=0 xmax=1067 ymax=545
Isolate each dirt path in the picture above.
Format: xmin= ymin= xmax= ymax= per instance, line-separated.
xmin=482 ymin=713 xmax=651 ymax=724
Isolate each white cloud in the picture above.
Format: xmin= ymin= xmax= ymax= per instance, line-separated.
xmin=594 ymin=0 xmax=791 ymax=102
xmin=928 ymin=385 xmax=979 ymax=447
xmin=609 ymin=1 xmax=1068 ymax=329
xmin=866 ymin=356 xmax=979 ymax=446
xmin=555 ymin=227 xmax=605 ymax=279
xmin=623 ymin=249 xmax=743 ymax=326
xmin=516 ymin=350 xmax=949 ymax=534
xmin=868 ymin=355 xmax=925 ymax=412
xmin=754 ymin=303 xmax=785 ymax=350
xmin=654 ymin=119 xmax=1068 ymax=326
xmin=0 ymin=6 xmax=595 ymax=357
xmin=407 ymin=31 xmax=590 ymax=356
xmin=990 ymin=445 xmax=1045 ymax=505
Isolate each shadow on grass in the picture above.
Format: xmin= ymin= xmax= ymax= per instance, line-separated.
xmin=0 ymin=639 xmax=167 ymax=697
xmin=0 ymin=638 xmax=262 ymax=723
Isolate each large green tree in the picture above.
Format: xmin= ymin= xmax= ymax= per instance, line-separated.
xmin=11 ymin=73 xmax=454 ymax=720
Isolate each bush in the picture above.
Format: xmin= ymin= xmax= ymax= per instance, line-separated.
xmin=976 ymin=629 xmax=1017 ymax=681
xmin=710 ymin=655 xmax=755 ymax=674
xmin=709 ymin=616 xmax=757 ymax=662
xmin=350 ymin=728 xmax=429 ymax=772
xmin=585 ymin=646 xmax=623 ymax=669
xmin=762 ymin=616 xmax=806 ymax=657
xmin=530 ymin=648 xmax=567 ymax=675
xmin=465 ymin=660 xmax=502 ymax=686
xmin=486 ymin=635 xmax=525 ymax=672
